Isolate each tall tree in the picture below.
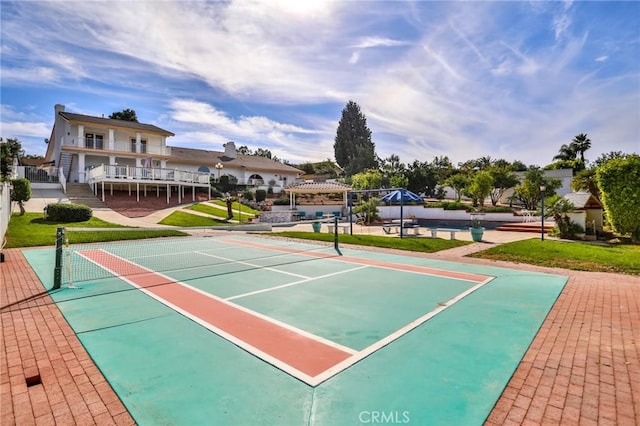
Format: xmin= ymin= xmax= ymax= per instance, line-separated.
xmin=571 ymin=133 xmax=591 ymax=163
xmin=253 ymin=148 xmax=273 ymax=159
xmin=571 ymin=168 xmax=600 ymax=198
xmin=334 ymin=100 xmax=377 ymax=176
xmin=405 ymin=160 xmax=438 ymax=196
xmin=513 ymin=167 xmax=561 ymax=210
xmin=467 ymin=171 xmax=494 ymax=208
xmin=487 ymin=165 xmax=519 ymax=206
xmin=109 ymin=109 xmax=139 ymax=122
xmin=237 ymin=145 xmax=252 ymax=155
xmin=553 ymin=143 xmax=577 ymax=161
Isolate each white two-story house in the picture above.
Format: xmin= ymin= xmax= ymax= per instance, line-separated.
xmin=44 ymin=104 xmax=302 ymax=202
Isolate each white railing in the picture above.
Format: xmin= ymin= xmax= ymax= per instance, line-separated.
xmin=59 ymin=167 xmax=67 ymax=193
xmin=20 ymin=166 xmax=61 ymax=183
xmin=88 ymin=164 xmax=210 ymax=185
xmin=64 ymin=138 xmax=167 ymax=155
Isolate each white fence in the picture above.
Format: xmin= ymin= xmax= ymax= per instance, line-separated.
xmin=0 ymin=181 xmax=12 ymax=248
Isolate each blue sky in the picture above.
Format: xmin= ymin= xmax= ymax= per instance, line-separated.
xmin=1 ymin=0 xmax=638 ymax=166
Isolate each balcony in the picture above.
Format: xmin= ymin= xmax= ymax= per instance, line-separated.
xmin=87 ymin=164 xmax=210 ymax=186
xmin=62 ymin=137 xmax=167 ymax=156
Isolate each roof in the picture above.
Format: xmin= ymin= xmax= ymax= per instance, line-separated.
xmin=285 ymin=181 xmax=352 ymax=194
xmin=59 ymin=112 xmax=175 ymax=136
xmin=168 ymin=146 xmax=303 ymax=174
xmin=563 ymin=192 xmax=603 ymax=209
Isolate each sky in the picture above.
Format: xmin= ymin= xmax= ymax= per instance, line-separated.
xmin=1 ymin=0 xmax=639 ymax=167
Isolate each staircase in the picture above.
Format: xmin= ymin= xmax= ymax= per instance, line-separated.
xmin=65 ymin=183 xmax=107 ymax=209
xmin=496 ymin=221 xmax=555 ymax=233
xmin=59 ymin=152 xmax=73 ymax=179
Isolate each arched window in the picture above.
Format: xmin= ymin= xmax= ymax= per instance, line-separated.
xmin=248 ymin=174 xmax=264 ymax=185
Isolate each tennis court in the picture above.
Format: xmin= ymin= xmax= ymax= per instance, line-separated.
xmin=24 ymin=232 xmax=567 ymax=425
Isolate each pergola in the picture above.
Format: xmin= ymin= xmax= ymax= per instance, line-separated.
xmin=284 ymin=181 xmax=352 ymax=209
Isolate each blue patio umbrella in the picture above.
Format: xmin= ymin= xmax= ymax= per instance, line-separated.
xmin=379 ymin=189 xmax=423 ymax=203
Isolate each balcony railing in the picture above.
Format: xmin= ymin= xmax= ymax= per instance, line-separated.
xmin=87 ymin=164 xmax=210 ymax=185
xmin=18 ymin=166 xmax=61 ymax=183
xmin=63 ymin=137 xmax=166 ymax=155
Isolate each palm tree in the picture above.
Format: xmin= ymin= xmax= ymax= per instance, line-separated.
xmin=553 ymin=143 xmax=577 ymax=161
xmin=571 ymin=133 xmax=591 ymax=163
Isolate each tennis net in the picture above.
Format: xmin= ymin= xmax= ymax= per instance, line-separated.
xmin=52 ymin=226 xmax=340 ymax=289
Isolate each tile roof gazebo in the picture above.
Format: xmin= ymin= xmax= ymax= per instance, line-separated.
xmin=285 ymin=181 xmax=352 ymax=210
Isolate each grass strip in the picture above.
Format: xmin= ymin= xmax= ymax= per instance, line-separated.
xmin=5 ymin=213 xmax=185 ymax=248
xmin=468 ymin=239 xmax=640 ymax=275
xmin=268 ymin=231 xmax=470 ymax=253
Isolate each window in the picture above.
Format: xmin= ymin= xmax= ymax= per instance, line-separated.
xmin=85 ymin=133 xmax=104 ymax=149
xmin=130 ymin=138 xmax=147 ymax=153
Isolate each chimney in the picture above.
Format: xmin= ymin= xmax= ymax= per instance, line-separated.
xmin=223 ymin=141 xmax=237 ymax=159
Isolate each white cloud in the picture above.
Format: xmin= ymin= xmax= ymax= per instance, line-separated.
xmin=1 ymin=0 xmax=638 ymax=165
xmin=351 ymin=37 xmax=411 ymax=49
xmin=167 ymin=100 xmax=327 ymax=162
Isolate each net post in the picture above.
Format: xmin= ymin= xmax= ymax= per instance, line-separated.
xmin=53 ymin=227 xmax=64 ymax=289
xmin=333 ymin=216 xmax=342 ymax=255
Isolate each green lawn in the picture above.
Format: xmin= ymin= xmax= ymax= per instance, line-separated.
xmin=468 ymin=239 xmax=640 ymax=275
xmin=208 ymin=199 xmax=260 ymax=215
xmin=4 ymin=213 xmax=186 ymax=248
xmin=187 ymin=203 xmax=256 ymax=222
xmin=268 ymin=231 xmax=470 ymax=253
xmin=8 ymin=212 xmax=639 ymax=275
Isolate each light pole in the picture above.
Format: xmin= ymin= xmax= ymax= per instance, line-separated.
xmin=214 ymin=162 xmax=223 ymax=181
xmin=540 ymin=184 xmax=546 ymax=241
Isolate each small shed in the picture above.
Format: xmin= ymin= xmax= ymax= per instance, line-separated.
xmin=563 ymin=192 xmax=604 ymax=233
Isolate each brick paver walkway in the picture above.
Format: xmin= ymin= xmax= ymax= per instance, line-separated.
xmin=2 ymin=247 xmax=639 ymax=425
xmin=1 ymin=249 xmax=135 ymax=426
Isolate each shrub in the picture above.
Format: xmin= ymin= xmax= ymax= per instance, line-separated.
xmin=242 ymin=190 xmax=254 ymax=202
xmin=479 ymin=206 xmax=513 ymax=213
xmin=255 ymin=189 xmax=267 ymax=202
xmin=45 ymin=203 xmax=92 ymax=222
xmin=273 ymin=197 xmax=290 ymax=206
xmin=10 ymin=178 xmax=32 ymax=215
xmin=597 ymin=154 xmax=640 ymax=240
xmin=426 ymin=201 xmax=468 ymax=210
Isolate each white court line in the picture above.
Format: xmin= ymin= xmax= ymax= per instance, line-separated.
xmin=195 ymin=251 xmax=311 ymax=279
xmin=76 ymin=248 xmax=495 ymax=387
xmin=76 ymin=250 xmax=357 ymax=364
xmin=227 ymin=265 xmax=370 ymax=301
xmin=309 ymin=276 xmax=495 ymax=386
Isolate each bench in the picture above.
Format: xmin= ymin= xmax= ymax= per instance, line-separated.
xmin=401 ymin=225 xmax=421 ymax=236
xmin=429 ymin=228 xmax=465 ymax=240
xmin=327 ymin=223 xmax=350 ymax=234
xmin=382 ymin=224 xmax=400 ymax=234
xmin=383 ymin=224 xmax=421 ymax=236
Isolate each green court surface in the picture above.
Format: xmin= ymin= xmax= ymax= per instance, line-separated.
xmin=24 ymin=234 xmax=568 ymax=425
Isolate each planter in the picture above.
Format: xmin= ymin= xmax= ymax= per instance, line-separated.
xmin=470 ymin=227 xmax=484 ymax=242
xmin=312 ymin=222 xmax=322 ymax=233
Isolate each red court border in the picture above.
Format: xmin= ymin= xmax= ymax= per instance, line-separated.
xmin=78 ymin=242 xmax=494 ymax=386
